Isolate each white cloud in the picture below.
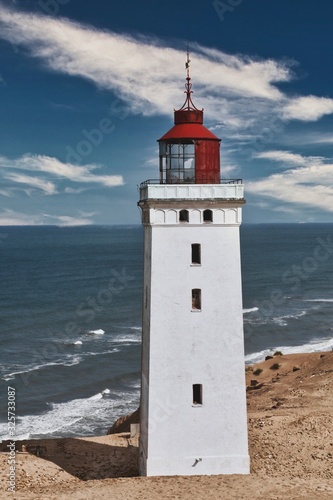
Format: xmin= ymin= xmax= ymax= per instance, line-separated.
xmin=4 ymin=172 xmax=57 ymax=195
xmin=43 ymin=212 xmax=96 ymax=226
xmin=248 ymin=151 xmax=333 ymax=212
xmin=0 ymin=154 xmax=124 ymax=194
xmin=222 ymin=164 xmax=238 ymax=174
xmin=283 ymin=96 xmax=333 ymax=121
xmin=268 ymin=131 xmax=333 ymax=148
xmin=0 ymin=3 xmax=333 ymax=225
xmin=0 ymin=5 xmax=288 ymax=115
xmin=0 ymin=2 xmax=331 ymax=136
xmin=64 ymin=187 xmax=87 ymax=194
xmin=53 ymin=215 xmax=93 ymax=226
xmin=0 ymin=209 xmax=95 ymax=226
xmin=272 ymin=205 xmax=299 ymax=215
xmin=310 ymin=135 xmax=333 ymax=144
xmin=0 ymin=209 xmax=44 ymax=225
xmin=254 ymin=150 xmax=326 ymax=167
xmin=0 ymin=0 xmax=332 ymax=185
xmin=0 ymin=189 xmax=11 ymax=197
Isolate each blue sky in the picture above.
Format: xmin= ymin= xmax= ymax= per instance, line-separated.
xmin=0 ymin=0 xmax=333 ymax=225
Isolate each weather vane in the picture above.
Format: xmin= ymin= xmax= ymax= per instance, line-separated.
xmin=185 ymin=45 xmax=191 ymax=79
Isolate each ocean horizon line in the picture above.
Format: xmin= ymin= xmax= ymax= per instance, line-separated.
xmin=1 ymin=221 xmax=333 ymax=228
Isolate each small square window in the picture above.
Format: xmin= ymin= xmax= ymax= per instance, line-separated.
xmin=191 ymin=244 xmax=201 ymax=265
xmin=192 ymin=289 xmax=201 ymax=310
xmin=193 ymin=384 xmax=203 ymax=405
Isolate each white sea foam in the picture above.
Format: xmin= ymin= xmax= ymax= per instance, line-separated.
xmin=130 ymin=381 xmax=141 ymax=390
xmin=305 ymin=299 xmax=333 ymax=303
xmin=1 ymin=355 xmax=83 ymax=382
xmin=2 ymin=349 xmax=119 ymax=381
xmin=273 ymin=317 xmax=288 ymax=327
xmin=246 ymin=337 xmax=333 ymax=365
xmin=89 ymin=329 xmax=105 ymax=335
xmin=117 ymin=338 xmax=141 ymax=344
xmin=117 ymin=325 xmax=141 ymax=332
xmin=112 ymin=334 xmax=141 ymax=345
xmin=243 ymin=307 xmax=259 ymax=314
xmin=0 ymin=387 xmax=140 ymax=440
xmin=90 ymin=392 xmax=103 ymax=401
xmin=85 ymin=348 xmax=120 ymax=356
xmin=244 ymin=309 xmax=308 ymax=328
xmin=64 ymin=340 xmax=83 ymax=346
xmin=282 ymin=310 xmax=307 ymax=319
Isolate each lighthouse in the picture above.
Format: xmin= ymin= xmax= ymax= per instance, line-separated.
xmin=138 ymin=54 xmax=250 ymax=477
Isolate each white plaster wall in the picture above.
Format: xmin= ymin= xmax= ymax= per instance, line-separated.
xmin=165 ymin=209 xmax=177 ymax=224
xmin=140 ymin=219 xmax=249 ymax=476
xmin=148 ymin=208 xmax=242 ymax=225
xmin=154 ymin=210 xmax=165 ymax=224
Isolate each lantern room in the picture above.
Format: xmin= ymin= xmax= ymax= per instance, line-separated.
xmin=158 ymin=55 xmax=221 ymax=184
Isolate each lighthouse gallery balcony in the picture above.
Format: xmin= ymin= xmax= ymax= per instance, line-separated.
xmin=139 ymin=179 xmax=244 ymax=202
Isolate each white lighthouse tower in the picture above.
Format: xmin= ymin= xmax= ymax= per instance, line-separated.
xmin=138 ymin=55 xmax=249 ymax=477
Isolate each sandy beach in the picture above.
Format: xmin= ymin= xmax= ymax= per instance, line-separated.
xmin=2 ymin=351 xmax=333 ymax=499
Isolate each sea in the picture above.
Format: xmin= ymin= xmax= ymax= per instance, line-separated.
xmin=1 ymin=223 xmax=333 ymax=441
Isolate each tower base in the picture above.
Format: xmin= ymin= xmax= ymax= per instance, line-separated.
xmin=140 ymin=450 xmax=250 ymax=477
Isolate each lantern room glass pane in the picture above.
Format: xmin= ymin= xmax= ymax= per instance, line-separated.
xmin=159 ymin=142 xmax=167 ymax=156
xmin=159 ymin=141 xmax=195 ymax=184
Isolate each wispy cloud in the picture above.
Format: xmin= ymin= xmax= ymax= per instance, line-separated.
xmin=254 ymin=150 xmax=326 ymax=167
xmin=4 ymin=172 xmax=57 ymax=195
xmin=248 ymin=151 xmax=333 ymax=213
xmin=0 ymin=154 xmax=124 ymax=195
xmin=0 ymin=209 xmax=95 ymax=226
xmin=1 ymin=3 xmax=333 ymax=224
xmin=43 ymin=212 xmax=97 ymax=226
xmin=270 ymin=130 xmax=333 ymax=149
xmin=0 ymin=5 xmax=287 ymax=110
xmin=0 ymin=209 xmax=44 ymax=225
xmin=282 ymin=96 xmax=333 ymax=121
xmin=0 ymin=2 xmax=332 ymax=136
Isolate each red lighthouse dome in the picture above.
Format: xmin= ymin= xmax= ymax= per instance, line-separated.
xmin=158 ymin=54 xmax=221 ymax=184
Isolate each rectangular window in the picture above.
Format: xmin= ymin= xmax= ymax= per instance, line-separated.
xmin=192 ymin=289 xmax=201 ymax=310
xmin=191 ymin=244 xmax=201 ymax=265
xmin=193 ymin=384 xmax=203 ymax=405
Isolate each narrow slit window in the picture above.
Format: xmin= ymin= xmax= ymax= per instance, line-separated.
xmin=192 ymin=289 xmax=201 ymax=310
xmin=203 ymin=209 xmax=213 ymax=222
xmin=179 ymin=209 xmax=189 ymax=222
xmin=191 ymin=244 xmax=201 ymax=265
xmin=193 ymin=384 xmax=203 ymax=405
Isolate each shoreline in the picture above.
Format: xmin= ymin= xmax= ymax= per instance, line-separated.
xmin=1 ymin=351 xmax=333 ymax=499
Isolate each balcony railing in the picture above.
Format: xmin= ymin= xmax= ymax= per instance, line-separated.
xmin=139 ymin=180 xmax=245 ymax=202
xmin=140 ymin=178 xmax=242 ymax=187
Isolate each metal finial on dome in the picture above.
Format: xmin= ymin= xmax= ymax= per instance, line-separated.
xmin=185 ymin=46 xmax=191 ymax=80
xmin=178 ymin=48 xmax=200 ymax=112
